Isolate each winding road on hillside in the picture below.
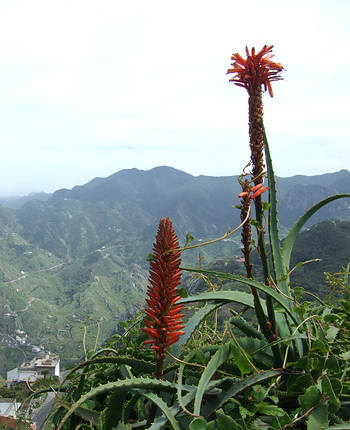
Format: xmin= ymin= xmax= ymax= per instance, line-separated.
xmin=3 ymin=241 xmax=133 ymax=285
xmin=31 ymin=370 xmax=70 ymax=429
xmin=16 ymin=297 xmax=40 ymax=312
xmin=32 ymin=392 xmax=55 ymax=430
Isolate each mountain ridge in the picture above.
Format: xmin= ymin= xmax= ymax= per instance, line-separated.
xmin=1 ymin=166 xmax=349 ymax=208
xmin=13 ymin=167 xmax=350 ymax=261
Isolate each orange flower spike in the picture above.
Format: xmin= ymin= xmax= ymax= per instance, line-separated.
xmin=227 ymin=45 xmax=284 ymax=97
xmin=142 ymin=218 xmax=184 ymax=378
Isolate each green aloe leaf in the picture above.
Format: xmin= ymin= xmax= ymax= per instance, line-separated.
xmin=201 ymin=369 xmax=283 ymax=418
xmin=150 ymin=389 xmax=197 ymax=430
xmin=262 ymin=121 xmax=286 ymax=290
xmin=252 ymin=333 xmax=308 ymax=354
xmin=140 ymin=392 xmax=181 ymax=430
xmin=122 ymin=394 xmax=142 ymax=427
xmin=100 ymin=390 xmax=126 ymax=430
xmin=180 ymin=271 xmax=298 ymax=324
xmin=60 ymin=356 xmax=154 ymax=390
xmin=178 ymin=288 xmax=260 ymax=311
xmin=193 ymin=343 xmax=233 ymax=415
xmin=281 ymin=194 xmax=350 ymax=271
xmin=230 ymin=314 xmax=264 ymax=339
xmin=176 ymin=347 xmax=225 ymax=420
xmin=72 ymin=406 xmax=100 ymax=427
xmin=56 ymin=378 xmax=188 ymax=430
xmin=237 ymin=337 xmax=274 ymax=369
xmin=263 ymin=122 xmax=299 ymax=346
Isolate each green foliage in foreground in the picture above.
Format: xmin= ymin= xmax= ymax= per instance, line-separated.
xmin=32 ymin=281 xmax=350 ymax=429
xmin=25 ymin=130 xmax=350 ymax=429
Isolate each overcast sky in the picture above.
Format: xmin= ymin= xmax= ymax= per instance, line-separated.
xmin=0 ymin=0 xmax=349 ymax=196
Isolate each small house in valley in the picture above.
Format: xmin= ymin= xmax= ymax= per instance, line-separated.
xmin=6 ymin=353 xmax=59 ymax=386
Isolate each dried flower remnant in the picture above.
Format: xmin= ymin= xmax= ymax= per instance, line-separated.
xmin=142 ymin=218 xmax=184 ymax=378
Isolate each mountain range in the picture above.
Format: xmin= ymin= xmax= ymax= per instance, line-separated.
xmin=0 ymin=166 xmax=349 ymax=375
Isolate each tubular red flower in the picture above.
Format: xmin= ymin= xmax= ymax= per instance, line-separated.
xmin=238 ymin=191 xmax=249 ymax=198
xmin=227 ymin=45 xmax=284 ymax=97
xmin=250 ymin=187 xmax=269 ymax=200
xmin=142 ymin=218 xmax=184 ymax=378
xmin=250 ymin=183 xmax=263 ymax=193
xmin=237 ymin=183 xmax=268 ymax=200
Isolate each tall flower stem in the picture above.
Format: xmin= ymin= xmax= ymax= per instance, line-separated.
xmin=248 ymin=86 xmax=277 ymax=341
xmin=228 ymin=45 xmax=284 ymax=364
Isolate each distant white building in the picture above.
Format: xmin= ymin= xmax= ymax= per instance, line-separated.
xmin=6 ymin=353 xmax=60 ymax=385
xmin=0 ymin=398 xmax=20 ymax=417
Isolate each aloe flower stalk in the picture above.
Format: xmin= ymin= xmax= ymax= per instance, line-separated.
xmin=142 ymin=218 xmax=185 ymax=378
xmin=228 ymin=46 xmax=284 ymax=355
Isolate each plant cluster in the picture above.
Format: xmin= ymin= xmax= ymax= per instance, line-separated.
xmin=26 ymin=45 xmax=350 ymax=429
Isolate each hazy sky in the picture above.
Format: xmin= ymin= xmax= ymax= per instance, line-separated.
xmin=0 ymin=0 xmax=349 ymax=196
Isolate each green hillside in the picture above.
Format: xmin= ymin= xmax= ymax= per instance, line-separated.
xmin=290 ymin=219 xmax=350 ymax=297
xmin=0 ymin=217 xmax=148 ymax=374
xmin=0 ymin=167 xmax=349 ymax=376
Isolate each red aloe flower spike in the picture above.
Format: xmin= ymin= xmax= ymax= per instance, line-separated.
xmin=227 ymin=45 xmax=284 ymax=97
xmin=142 ymin=218 xmax=184 ymax=378
xmin=228 ymin=46 xmax=284 ymax=186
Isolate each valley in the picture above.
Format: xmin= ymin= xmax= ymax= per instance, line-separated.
xmin=0 ymin=166 xmax=349 ymax=376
